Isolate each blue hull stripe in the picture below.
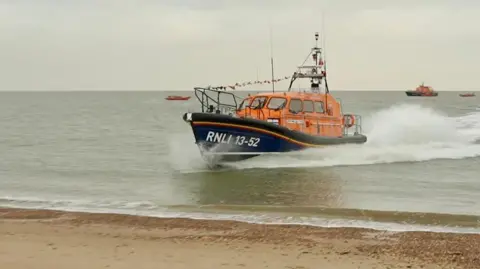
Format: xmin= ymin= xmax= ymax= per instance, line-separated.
xmin=191 ymin=124 xmax=307 ymax=153
xmin=192 ymin=121 xmax=325 ymax=148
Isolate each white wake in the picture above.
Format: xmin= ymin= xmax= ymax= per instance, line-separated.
xmin=231 ymin=104 xmax=480 ymax=169
xmin=169 ymin=104 xmax=480 ymax=170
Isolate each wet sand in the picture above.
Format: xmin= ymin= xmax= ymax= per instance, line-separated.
xmin=0 ymin=208 xmax=479 ymax=269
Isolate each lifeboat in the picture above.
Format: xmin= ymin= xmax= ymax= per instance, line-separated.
xmin=166 ymin=95 xmax=191 ymax=101
xmin=405 ymin=83 xmax=438 ymax=97
xmin=182 ymin=32 xmax=367 ymax=165
xmin=459 ymin=92 xmax=475 ymax=97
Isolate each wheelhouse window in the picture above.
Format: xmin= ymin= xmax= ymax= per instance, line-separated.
xmin=267 ymin=97 xmax=287 ymax=110
xmin=248 ymin=96 xmax=267 ymax=109
xmin=237 ymin=98 xmax=251 ymax=110
xmin=314 ymin=101 xmax=325 ymax=113
xmin=303 ymin=100 xmax=314 ymax=113
xmin=289 ymin=99 xmax=303 ymax=113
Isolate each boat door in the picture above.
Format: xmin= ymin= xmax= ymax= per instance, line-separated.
xmin=301 ymin=99 xmax=318 ymax=135
xmin=263 ymin=96 xmax=287 ymax=125
xmin=302 ymin=99 xmax=331 ymax=136
xmin=284 ymin=98 xmax=306 ymax=132
xmin=245 ymin=96 xmax=267 ymax=120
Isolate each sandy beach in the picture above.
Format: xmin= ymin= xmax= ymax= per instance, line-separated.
xmin=0 ymin=208 xmax=478 ymax=269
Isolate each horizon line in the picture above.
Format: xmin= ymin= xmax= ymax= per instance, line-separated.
xmin=0 ymin=89 xmax=479 ymax=92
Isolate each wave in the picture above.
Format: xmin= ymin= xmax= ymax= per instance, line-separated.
xmin=1 ymin=196 xmax=479 ymax=234
xmin=0 ymin=196 xmax=163 ymax=211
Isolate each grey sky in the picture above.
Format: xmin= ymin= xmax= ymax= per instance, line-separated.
xmin=0 ymin=0 xmax=478 ymax=91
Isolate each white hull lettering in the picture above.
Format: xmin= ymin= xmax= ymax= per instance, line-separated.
xmin=204 ymin=131 xmax=260 ymax=147
xmin=214 ymin=132 xmax=223 ymax=143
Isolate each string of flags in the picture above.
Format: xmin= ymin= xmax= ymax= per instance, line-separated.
xmin=208 ymin=52 xmax=326 ymax=91
xmin=209 ymin=76 xmax=292 ymax=90
xmin=208 ymin=46 xmax=326 ymax=91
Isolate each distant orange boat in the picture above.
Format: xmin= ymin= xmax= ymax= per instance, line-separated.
xmin=405 ymin=83 xmax=438 ymax=97
xmin=166 ymin=95 xmax=191 ymax=101
xmin=459 ymin=93 xmax=475 ymax=97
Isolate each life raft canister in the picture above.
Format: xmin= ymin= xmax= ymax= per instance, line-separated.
xmin=343 ymin=114 xmax=356 ymax=128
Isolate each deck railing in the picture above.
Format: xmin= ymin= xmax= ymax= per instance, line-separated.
xmin=194 ymin=87 xmax=242 ymax=115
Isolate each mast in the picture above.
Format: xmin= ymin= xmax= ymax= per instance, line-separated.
xmin=287 ymin=32 xmax=326 ymax=93
xmin=269 ymin=24 xmax=275 ymax=93
xmin=270 ymin=58 xmax=275 ymax=93
xmin=321 ymin=14 xmax=329 ymax=113
xmin=322 ymin=13 xmax=329 ymax=94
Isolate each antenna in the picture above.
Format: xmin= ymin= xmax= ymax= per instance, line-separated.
xmin=319 ymin=12 xmax=330 ymax=115
xmin=322 ymin=11 xmax=329 ymax=94
xmin=269 ymin=22 xmax=275 ymax=93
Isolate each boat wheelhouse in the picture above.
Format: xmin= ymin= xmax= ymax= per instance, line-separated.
xmin=182 ymin=32 xmax=367 ymax=165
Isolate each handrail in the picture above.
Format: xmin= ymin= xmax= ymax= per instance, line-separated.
xmin=193 ymin=87 xmax=243 ymax=114
xmin=341 ymin=114 xmax=363 ymax=135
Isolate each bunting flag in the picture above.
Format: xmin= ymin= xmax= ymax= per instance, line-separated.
xmin=210 ymin=76 xmax=292 ymax=91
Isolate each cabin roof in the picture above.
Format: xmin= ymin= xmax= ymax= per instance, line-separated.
xmin=247 ymin=91 xmax=329 ymax=100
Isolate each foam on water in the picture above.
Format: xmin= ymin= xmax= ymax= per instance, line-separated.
xmin=224 ymin=103 xmax=480 ymax=169
xmin=167 ymin=132 xmax=205 ymax=172
xmin=0 ymin=196 xmax=162 ymax=211
xmin=2 ymin=199 xmax=479 ymax=235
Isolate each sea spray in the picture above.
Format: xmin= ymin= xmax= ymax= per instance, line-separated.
xmin=167 ymin=132 xmax=205 ymax=172
xmin=228 ymin=104 xmax=480 ymax=169
xmin=364 ymin=103 xmax=461 ymax=145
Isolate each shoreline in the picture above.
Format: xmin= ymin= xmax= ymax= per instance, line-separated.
xmin=3 ymin=203 xmax=480 ymax=234
xmin=1 ymin=207 xmax=479 ymax=268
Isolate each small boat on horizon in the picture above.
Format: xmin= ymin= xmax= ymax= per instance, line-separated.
xmin=405 ymin=83 xmax=438 ymax=97
xmin=181 ymin=32 xmax=367 ymax=166
xmin=459 ymin=92 xmax=475 ymax=97
xmin=165 ymin=95 xmax=191 ymax=101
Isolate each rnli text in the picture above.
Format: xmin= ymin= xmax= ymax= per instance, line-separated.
xmin=205 ymin=131 xmax=260 ymax=147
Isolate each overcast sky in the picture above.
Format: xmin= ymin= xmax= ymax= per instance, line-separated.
xmin=1 ymin=0 xmax=479 ymax=91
